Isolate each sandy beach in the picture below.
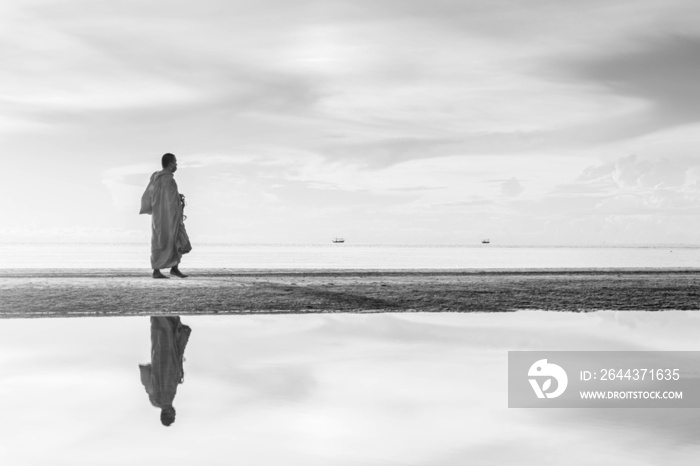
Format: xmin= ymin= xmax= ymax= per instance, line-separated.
xmin=1 ymin=269 xmax=699 ymax=317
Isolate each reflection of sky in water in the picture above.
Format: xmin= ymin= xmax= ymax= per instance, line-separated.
xmin=1 ymin=312 xmax=699 ymax=465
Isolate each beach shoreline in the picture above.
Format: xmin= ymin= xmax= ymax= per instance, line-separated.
xmin=2 ymin=268 xmax=699 ymax=318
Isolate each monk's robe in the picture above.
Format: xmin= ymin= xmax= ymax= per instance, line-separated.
xmin=139 ymin=317 xmax=192 ymax=410
xmin=139 ymin=170 xmax=191 ymax=269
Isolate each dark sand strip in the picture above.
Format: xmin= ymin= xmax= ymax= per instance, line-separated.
xmin=2 ymin=269 xmax=700 ymax=317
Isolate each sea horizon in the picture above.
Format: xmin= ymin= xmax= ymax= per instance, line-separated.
xmin=2 ymin=240 xmax=700 ymax=247
xmin=2 ymin=242 xmax=700 ymax=270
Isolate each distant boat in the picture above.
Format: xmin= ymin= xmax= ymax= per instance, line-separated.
xmin=481 ymin=239 xmax=490 ymax=244
xmin=332 ymin=237 xmax=345 ymax=243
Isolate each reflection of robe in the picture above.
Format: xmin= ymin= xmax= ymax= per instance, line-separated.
xmin=139 ymin=316 xmax=192 ymax=409
xmin=139 ymin=170 xmax=191 ymax=269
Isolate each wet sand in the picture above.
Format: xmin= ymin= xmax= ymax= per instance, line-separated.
xmin=1 ymin=269 xmax=699 ymax=317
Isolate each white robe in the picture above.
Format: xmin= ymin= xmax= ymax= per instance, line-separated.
xmin=140 ymin=170 xmax=191 ymax=269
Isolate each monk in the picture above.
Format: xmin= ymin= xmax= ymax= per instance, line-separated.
xmin=140 ymin=153 xmax=192 ymax=279
xmin=139 ymin=316 xmax=192 ymax=426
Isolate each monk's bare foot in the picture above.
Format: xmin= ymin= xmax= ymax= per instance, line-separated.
xmin=153 ymin=270 xmax=169 ymax=279
xmin=170 ymin=267 xmax=188 ymax=278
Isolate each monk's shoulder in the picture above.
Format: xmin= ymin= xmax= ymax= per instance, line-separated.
xmin=153 ymin=171 xmax=174 ymax=185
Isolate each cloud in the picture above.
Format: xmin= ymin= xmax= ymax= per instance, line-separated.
xmin=546 ymin=34 xmax=700 ymax=143
xmin=508 ymin=153 xmax=700 ymax=242
xmin=8 ymin=0 xmax=695 ymax=166
xmin=101 ymin=163 xmax=154 ymax=211
xmin=500 ymin=177 xmax=524 ymax=197
xmin=575 ymin=154 xmax=692 ymax=189
xmin=577 ymin=35 xmax=700 ymax=117
xmin=611 ymin=155 xmax=687 ymax=188
xmin=4 ymin=1 xmax=700 ymax=244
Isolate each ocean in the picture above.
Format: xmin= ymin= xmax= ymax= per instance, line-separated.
xmin=1 ymin=242 xmax=699 ymax=269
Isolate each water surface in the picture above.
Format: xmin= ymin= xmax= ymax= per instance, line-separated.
xmin=1 ymin=311 xmax=699 ymax=465
xmin=1 ymin=243 xmax=699 ymax=269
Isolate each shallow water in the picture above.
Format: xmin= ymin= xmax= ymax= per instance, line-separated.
xmin=1 ymin=311 xmax=699 ymax=465
xmin=1 ymin=243 xmax=699 ymax=269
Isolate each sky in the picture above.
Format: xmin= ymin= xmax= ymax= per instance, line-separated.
xmin=2 ymin=0 xmax=700 ymax=244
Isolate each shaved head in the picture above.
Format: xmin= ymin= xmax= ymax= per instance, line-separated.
xmin=161 ymin=153 xmax=176 ymax=168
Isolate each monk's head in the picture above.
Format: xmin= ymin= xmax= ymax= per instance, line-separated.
xmin=162 ymin=153 xmax=177 ymax=173
xmin=161 ymin=406 xmax=176 ymax=426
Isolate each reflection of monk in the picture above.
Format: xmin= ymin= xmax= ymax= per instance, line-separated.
xmin=139 ymin=316 xmax=191 ymax=426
